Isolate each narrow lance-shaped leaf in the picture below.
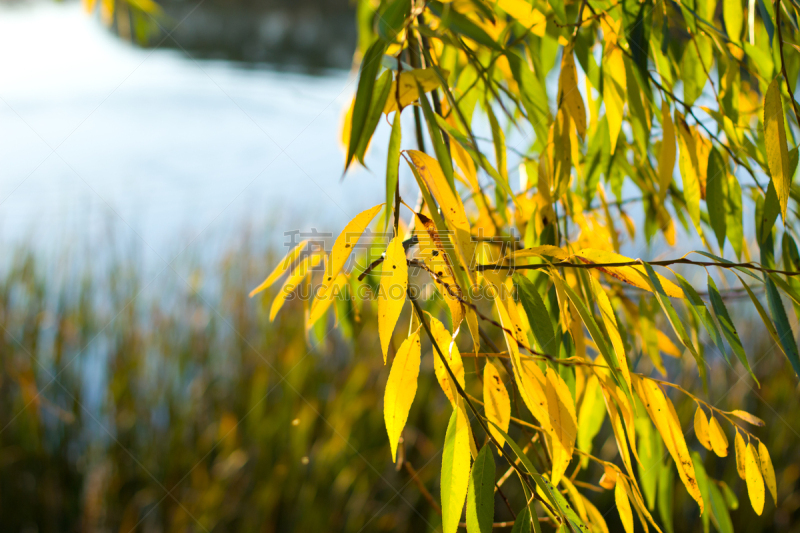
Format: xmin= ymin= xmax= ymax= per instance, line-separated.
xmin=765 ymin=275 xmax=800 ymax=377
xmin=764 ymin=79 xmax=791 ymax=220
xmin=707 ymin=275 xmax=757 ymax=383
xmin=745 ymin=441 xmax=765 ymax=515
xmin=378 ymin=236 xmax=408 ymax=361
xmin=384 ymin=112 xmax=402 ymax=231
xmin=706 ymin=148 xmax=728 ymax=250
xmin=758 ymin=440 xmax=777 ymax=505
xmin=616 ymin=476 xmax=635 ymax=533
xmin=441 ymin=407 xmax=472 ymax=533
xmin=483 ymin=361 xmax=510 ymax=450
xmin=466 ymin=444 xmax=495 ymax=533
xmin=346 ymin=40 xmax=386 ymax=170
xmin=675 ymin=273 xmax=727 ymax=362
xmin=637 ymin=263 xmax=708 ymax=390
xmin=384 ymin=330 xmax=421 ymax=461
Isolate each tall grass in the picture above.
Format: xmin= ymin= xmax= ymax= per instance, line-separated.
xmin=0 ymin=238 xmax=798 ymax=532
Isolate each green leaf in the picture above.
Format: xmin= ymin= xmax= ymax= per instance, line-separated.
xmin=417 ymin=82 xmax=455 ymax=191
xmin=674 ymin=273 xmax=727 ymax=363
xmin=758 ymin=180 xmax=781 ymax=245
xmin=735 ymin=274 xmax=784 ymax=351
xmin=441 ymin=409 xmax=471 ymax=533
xmin=513 ymin=273 xmax=557 ymax=354
xmin=709 ymin=481 xmax=734 ymax=533
xmin=466 ymin=445 xmax=495 ymax=533
xmin=506 ymin=50 xmax=550 ymax=142
xmin=706 ymin=148 xmax=727 ymax=250
xmin=510 ymin=506 xmax=531 ymax=533
xmin=707 ymin=276 xmax=758 ymax=383
xmin=346 ymin=39 xmax=387 ymax=170
xmin=428 ymin=1 xmax=502 ymax=51
xmin=725 ymin=174 xmax=744 ymax=259
xmin=377 ymin=0 xmax=410 ymax=43
xmin=637 ymin=262 xmax=708 ymax=390
xmin=355 ymin=70 xmax=393 ymax=164
xmin=385 ymin=111 xmax=402 ymax=231
xmin=765 ymin=275 xmax=800 ymax=378
xmin=691 ymin=452 xmax=711 ymax=533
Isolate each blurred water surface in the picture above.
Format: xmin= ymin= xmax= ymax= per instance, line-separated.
xmin=0 ymin=1 xmax=386 ymax=267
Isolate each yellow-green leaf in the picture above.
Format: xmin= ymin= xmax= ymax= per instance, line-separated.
xmin=483 ymin=361 xmax=510 ymax=450
xmin=758 ymin=440 xmax=777 ymax=505
xmin=384 ymin=68 xmax=447 ymax=114
xmin=558 ymin=43 xmax=586 ymax=137
xmin=431 ymin=316 xmax=465 ymax=407
xmin=379 ymin=236 xmax=409 ymax=361
xmin=441 ymin=407 xmax=471 ymax=533
xmin=384 ymin=330 xmax=421 ymax=462
xmin=745 ymin=442 xmax=765 ymax=515
xmin=603 ymin=41 xmax=626 ymax=153
xmin=764 ymin=79 xmax=791 ymax=220
xmin=659 ymin=100 xmax=676 ymax=198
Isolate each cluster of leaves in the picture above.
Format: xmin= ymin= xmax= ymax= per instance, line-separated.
xmin=254 ymin=0 xmax=800 ymax=530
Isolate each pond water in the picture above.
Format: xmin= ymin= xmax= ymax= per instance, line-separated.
xmin=0 ymin=1 xmax=392 ymax=267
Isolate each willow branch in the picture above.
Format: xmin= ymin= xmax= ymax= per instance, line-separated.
xmin=474 ymin=258 xmax=800 ymax=276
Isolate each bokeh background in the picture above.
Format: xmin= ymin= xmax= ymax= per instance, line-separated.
xmin=0 ymin=1 xmax=799 ymax=531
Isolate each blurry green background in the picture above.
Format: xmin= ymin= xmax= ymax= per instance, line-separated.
xmin=0 ymin=1 xmax=799 ymax=532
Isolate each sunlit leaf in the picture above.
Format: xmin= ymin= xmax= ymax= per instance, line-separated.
xmin=384 ymin=330 xmax=421 ymax=461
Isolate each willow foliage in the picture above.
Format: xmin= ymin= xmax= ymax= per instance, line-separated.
xmin=255 ymin=0 xmax=800 ymax=530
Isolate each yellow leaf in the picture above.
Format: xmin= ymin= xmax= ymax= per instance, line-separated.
xmin=407 ymin=151 xmax=475 ymax=285
xmin=601 ymin=386 xmax=634 ymax=479
xmin=384 ymin=68 xmax=448 ymax=114
xmin=745 ymin=442 xmax=765 ymax=515
xmin=599 ymin=464 xmax=617 ymax=489
xmin=588 ymin=276 xmax=632 ymax=393
xmin=378 ymin=237 xmax=409 ymax=362
xmin=546 ymin=367 xmax=577 ymax=486
xmin=414 ymin=212 xmax=465 ymax=330
xmin=496 ymin=0 xmax=546 ymax=36
xmin=483 ymin=361 xmax=510 ymax=449
xmin=603 ymin=41 xmax=626 ymax=153
xmin=634 ymin=376 xmax=703 ymax=513
xmin=675 ymin=112 xmax=701 ymax=227
xmin=441 ymin=406 xmax=472 ymax=533
xmin=694 ymin=408 xmax=712 ymax=451
xmin=269 ymin=253 xmax=322 ymax=321
xmin=735 ymin=431 xmax=747 ymax=480
xmin=431 ymin=316 xmax=465 ymax=407
xmin=306 ymin=273 xmax=348 ymax=327
xmin=384 ymin=330 xmax=421 ymax=462
xmin=250 ymin=240 xmax=309 ymax=297
xmin=316 ymin=204 xmax=383 ymax=306
xmin=573 ymin=249 xmax=684 ymax=298
xmin=659 ymin=101 xmax=676 ymax=198
xmin=708 ymin=416 xmax=729 ymax=457
xmin=616 ymin=477 xmax=635 ymax=533
xmin=758 ymin=440 xmax=777 ymax=505
xmin=657 ymin=330 xmax=682 ymax=358
xmin=728 ymin=410 xmax=765 ymax=427
xmin=558 ymin=43 xmax=586 ymax=137
xmin=764 ymin=79 xmax=791 ymax=220
xmin=500 ymin=245 xmax=569 ymax=263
